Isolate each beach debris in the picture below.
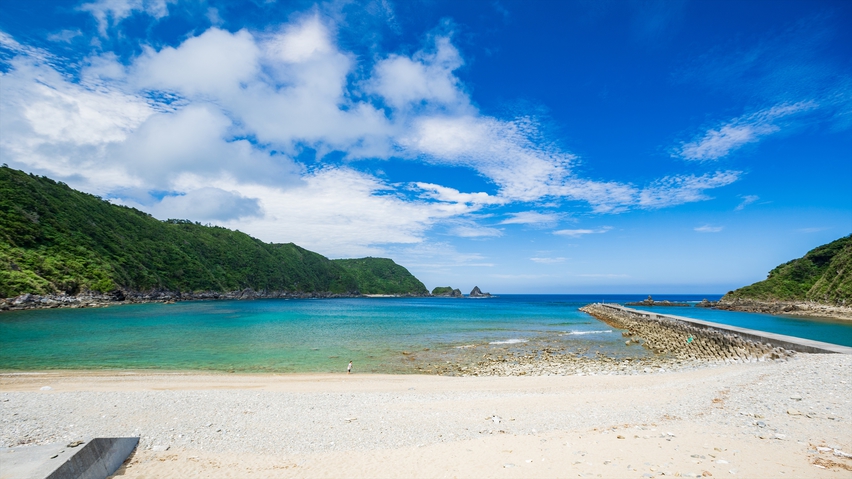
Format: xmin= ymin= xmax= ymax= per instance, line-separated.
xmin=490 ymin=415 xmax=502 ymax=424
xmin=344 ymin=417 xmax=357 ymax=423
xmin=151 ymin=445 xmax=170 ymax=452
xmin=834 ymin=449 xmax=852 ymax=459
xmin=789 ymin=395 xmax=803 ymax=401
xmin=787 ymin=409 xmax=801 ymax=415
xmin=67 ymin=440 xmax=85 ymax=447
xmin=40 ymin=386 xmax=52 ymax=391
xmin=503 ymin=463 xmax=515 ymax=468
xmin=617 ymin=435 xmax=625 ymax=439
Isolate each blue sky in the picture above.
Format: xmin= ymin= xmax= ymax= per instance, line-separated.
xmin=1 ymin=0 xmax=850 ymax=294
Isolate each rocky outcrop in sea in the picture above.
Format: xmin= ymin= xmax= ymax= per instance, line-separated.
xmin=469 ymin=286 xmax=491 ymax=298
xmin=431 ymin=287 xmax=463 ymax=297
xmin=625 ymin=295 xmax=689 ymax=307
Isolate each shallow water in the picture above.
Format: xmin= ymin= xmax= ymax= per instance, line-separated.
xmin=2 ymin=294 xmax=849 ymax=373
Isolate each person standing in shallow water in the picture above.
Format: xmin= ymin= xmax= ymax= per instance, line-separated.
xmin=347 ymin=360 xmax=352 ymax=374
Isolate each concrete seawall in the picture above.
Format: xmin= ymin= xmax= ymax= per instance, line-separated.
xmin=45 ymin=437 xmax=138 ymax=479
xmin=581 ymin=303 xmax=852 ymax=363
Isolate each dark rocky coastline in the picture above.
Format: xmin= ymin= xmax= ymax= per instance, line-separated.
xmin=697 ymin=297 xmax=852 ymax=321
xmin=0 ymin=289 xmax=431 ymax=312
xmin=624 ymin=295 xmax=689 ymax=307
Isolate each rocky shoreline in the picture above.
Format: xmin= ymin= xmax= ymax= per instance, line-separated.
xmin=624 ymin=295 xmax=690 ymax=307
xmin=699 ymin=298 xmax=852 ymax=321
xmin=0 ymin=289 xmax=431 ymax=312
xmin=415 ymin=302 xmax=805 ymax=378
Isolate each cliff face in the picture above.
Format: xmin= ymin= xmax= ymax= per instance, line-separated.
xmin=0 ymin=167 xmax=427 ymax=299
xmin=722 ymin=235 xmax=851 ymax=306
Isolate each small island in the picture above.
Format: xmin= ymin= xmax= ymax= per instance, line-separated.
xmin=625 ymin=295 xmax=689 ymax=307
xmin=430 ymin=286 xmax=492 ymax=298
xmin=431 ymin=286 xmax=462 ymax=297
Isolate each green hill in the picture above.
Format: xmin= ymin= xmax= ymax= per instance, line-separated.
xmin=0 ymin=166 xmax=426 ymax=298
xmin=333 ymin=258 xmax=427 ymax=295
xmin=723 ymin=235 xmax=851 ymax=305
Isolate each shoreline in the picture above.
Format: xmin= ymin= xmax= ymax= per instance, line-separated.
xmin=0 ymin=290 xmax=433 ymax=312
xmin=706 ymin=298 xmax=852 ymax=321
xmin=2 ymin=356 xmax=851 ymax=478
xmin=0 ymin=290 xmax=501 ymax=312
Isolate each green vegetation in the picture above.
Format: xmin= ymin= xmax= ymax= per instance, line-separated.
xmin=431 ymin=286 xmax=454 ymax=295
xmin=724 ymin=235 xmax=852 ymax=305
xmin=333 ymin=258 xmax=427 ymax=295
xmin=0 ymin=166 xmax=426 ymax=298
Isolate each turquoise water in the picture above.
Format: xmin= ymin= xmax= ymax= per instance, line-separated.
xmin=1 ymin=294 xmax=850 ymax=373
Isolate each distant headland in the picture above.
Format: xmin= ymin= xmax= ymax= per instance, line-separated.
xmin=0 ymin=166 xmax=434 ymax=310
xmin=701 ymin=235 xmax=852 ymax=320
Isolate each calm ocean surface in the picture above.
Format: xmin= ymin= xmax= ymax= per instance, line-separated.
xmin=2 ymin=294 xmax=850 ymax=373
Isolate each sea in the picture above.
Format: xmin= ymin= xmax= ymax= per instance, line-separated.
xmin=2 ymin=294 xmax=850 ymax=374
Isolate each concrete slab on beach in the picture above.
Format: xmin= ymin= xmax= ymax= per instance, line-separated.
xmin=0 ymin=437 xmax=138 ymax=479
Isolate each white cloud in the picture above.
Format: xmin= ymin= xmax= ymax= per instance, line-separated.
xmin=368 ymin=36 xmax=469 ymax=112
xmin=264 ymin=15 xmax=335 ymax=63
xmin=735 ymin=195 xmax=759 ymax=211
xmin=80 ymin=0 xmax=174 ymax=36
xmin=146 ymin=188 xmax=262 ymax=222
xmin=694 ymin=225 xmax=724 ymax=233
xmin=553 ymin=226 xmax=612 ymax=237
xmin=133 ymin=28 xmax=260 ymax=98
xmin=500 ymin=211 xmax=563 ymax=225
xmin=47 ymin=29 xmax=82 ymax=43
xmin=415 ymin=182 xmax=505 ymax=207
xmin=0 ymin=13 xmax=747 ymax=257
xmin=449 ymin=224 xmax=503 ymax=238
xmin=216 ymin=168 xmax=461 ymax=257
xmin=638 ymin=171 xmax=741 ymax=209
xmin=403 ymin=114 xmax=576 ymax=202
xmin=677 ymin=102 xmax=817 ymax=161
xmin=385 ymin=241 xmax=496 ymax=282
xmin=530 ymin=257 xmax=567 ymax=264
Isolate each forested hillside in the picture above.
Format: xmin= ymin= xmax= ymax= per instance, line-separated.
xmin=0 ymin=166 xmax=426 ymax=298
xmin=334 ymin=258 xmax=428 ymax=295
xmin=723 ymin=235 xmax=851 ymax=305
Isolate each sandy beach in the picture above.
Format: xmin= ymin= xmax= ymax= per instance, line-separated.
xmin=2 ymin=354 xmax=851 ymax=478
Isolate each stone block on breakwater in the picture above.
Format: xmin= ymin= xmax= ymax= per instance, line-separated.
xmin=580 ymin=303 xmax=792 ymax=363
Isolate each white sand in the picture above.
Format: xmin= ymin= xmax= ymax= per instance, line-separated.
xmin=2 ymin=354 xmax=851 ymax=478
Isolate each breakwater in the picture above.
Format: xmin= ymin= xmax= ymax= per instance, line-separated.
xmin=581 ymin=303 xmax=851 ymax=361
